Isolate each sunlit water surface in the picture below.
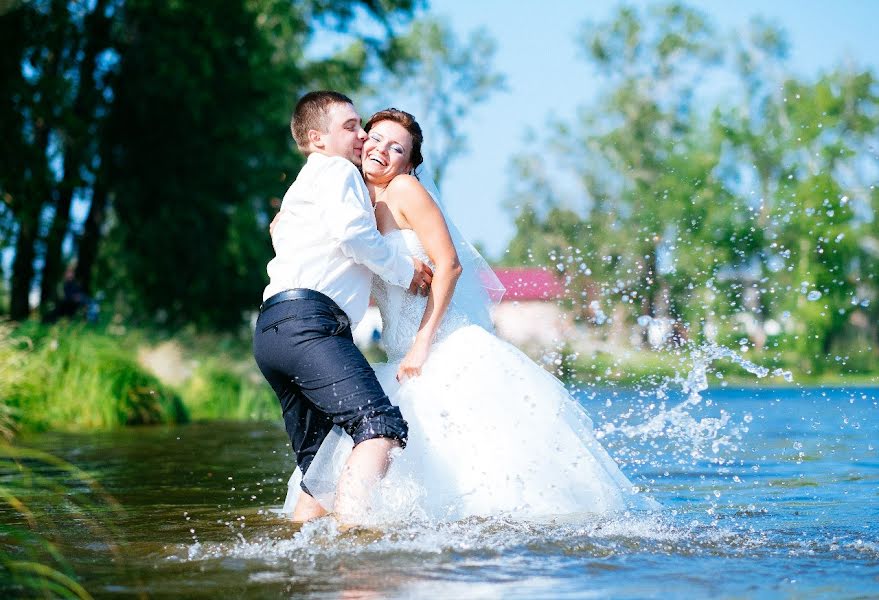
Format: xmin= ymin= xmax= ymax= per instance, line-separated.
xmin=17 ymin=385 xmax=879 ymax=598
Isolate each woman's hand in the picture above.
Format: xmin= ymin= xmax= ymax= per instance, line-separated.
xmin=396 ymin=338 xmax=431 ymax=382
xmin=269 ymin=211 xmax=281 ymax=237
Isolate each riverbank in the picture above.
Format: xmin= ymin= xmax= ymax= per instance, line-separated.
xmin=1 ymin=321 xmax=876 ymax=437
xmin=568 ymin=347 xmax=879 ymax=387
xmin=1 ymin=321 xmax=275 ymax=436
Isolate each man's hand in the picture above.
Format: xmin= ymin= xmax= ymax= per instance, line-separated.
xmin=408 ymin=258 xmax=433 ymax=297
xmin=269 ymin=211 xmax=282 ymax=237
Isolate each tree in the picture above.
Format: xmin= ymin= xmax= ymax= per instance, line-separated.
xmin=507 ymin=4 xmax=735 ymax=336
xmin=0 ymin=0 xmax=422 ymax=327
xmin=370 ymin=16 xmax=506 ymax=187
xmin=38 ymin=0 xmax=114 ymax=318
xmin=503 ymin=3 xmax=879 ymax=367
xmin=0 ymin=1 xmax=92 ymax=320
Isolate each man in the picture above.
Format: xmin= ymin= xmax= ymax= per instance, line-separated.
xmin=43 ymin=262 xmax=90 ymax=323
xmin=253 ymin=91 xmax=433 ymax=524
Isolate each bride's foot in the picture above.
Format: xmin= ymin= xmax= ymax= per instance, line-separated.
xmin=332 ymin=516 xmax=384 ymax=540
xmin=333 ymin=437 xmax=399 ymax=524
xmin=290 ymin=491 xmax=328 ymax=522
xmin=332 ymin=495 xmax=372 ymax=529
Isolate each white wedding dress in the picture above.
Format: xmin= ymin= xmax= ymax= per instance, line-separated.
xmin=283 ymin=229 xmax=658 ymax=521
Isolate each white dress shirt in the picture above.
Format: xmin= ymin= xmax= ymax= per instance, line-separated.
xmin=264 ymin=152 xmax=415 ymax=328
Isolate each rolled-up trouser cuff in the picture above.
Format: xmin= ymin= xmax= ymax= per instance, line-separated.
xmin=298 ymin=410 xmax=408 ymax=495
xmin=347 ymin=406 xmax=409 ymax=449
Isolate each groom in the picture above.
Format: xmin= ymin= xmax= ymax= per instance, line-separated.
xmin=253 ymin=91 xmax=433 ymax=523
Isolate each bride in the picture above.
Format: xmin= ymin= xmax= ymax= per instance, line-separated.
xmin=283 ymin=109 xmax=657 ymax=522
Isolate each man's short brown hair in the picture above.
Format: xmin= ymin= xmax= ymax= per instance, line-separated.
xmin=291 ymin=91 xmax=354 ymax=153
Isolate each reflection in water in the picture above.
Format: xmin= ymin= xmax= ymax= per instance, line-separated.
xmin=12 ymin=383 xmax=879 ymax=598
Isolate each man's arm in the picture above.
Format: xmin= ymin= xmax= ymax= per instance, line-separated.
xmin=321 ymin=159 xmax=432 ymax=292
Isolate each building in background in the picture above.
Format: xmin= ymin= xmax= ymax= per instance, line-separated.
xmin=353 ymin=267 xmax=571 ymax=356
xmin=490 ymin=267 xmax=570 ymax=354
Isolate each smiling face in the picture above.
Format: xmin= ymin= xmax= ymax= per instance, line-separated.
xmin=315 ymin=102 xmax=368 ymax=166
xmin=361 ymin=119 xmax=414 ymax=185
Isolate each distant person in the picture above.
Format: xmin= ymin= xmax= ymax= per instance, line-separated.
xmin=283 ymin=108 xmax=660 ymax=522
xmin=252 ymin=91 xmax=434 ymax=526
xmin=44 ymin=263 xmax=90 ymax=323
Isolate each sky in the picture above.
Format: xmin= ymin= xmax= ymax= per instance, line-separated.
xmin=420 ymin=0 xmax=879 ymax=259
xmin=12 ymin=1 xmax=879 ymax=299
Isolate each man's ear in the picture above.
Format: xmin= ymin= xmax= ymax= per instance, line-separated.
xmin=307 ymin=129 xmax=324 ymax=149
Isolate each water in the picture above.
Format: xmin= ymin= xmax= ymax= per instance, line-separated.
xmin=12 ymin=385 xmax=879 ymax=598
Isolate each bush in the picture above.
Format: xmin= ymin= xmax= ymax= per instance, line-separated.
xmin=180 ymin=359 xmax=276 ymax=421
xmin=1 ymin=322 xmax=186 ymax=433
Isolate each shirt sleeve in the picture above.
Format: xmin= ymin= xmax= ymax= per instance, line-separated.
xmin=320 ymin=158 xmax=415 ymax=288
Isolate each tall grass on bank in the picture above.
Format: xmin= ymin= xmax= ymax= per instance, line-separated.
xmin=181 ymin=358 xmax=276 ymax=421
xmin=0 ymin=322 xmax=25 ymax=440
xmin=2 ymin=322 xmax=187 ymax=434
xmin=1 ymin=320 xmax=278 ymax=435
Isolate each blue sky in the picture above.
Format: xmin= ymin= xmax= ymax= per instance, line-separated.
xmin=421 ymin=0 xmax=879 ymax=258
xmin=13 ymin=1 xmax=878 ymax=296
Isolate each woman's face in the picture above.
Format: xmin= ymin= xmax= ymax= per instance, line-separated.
xmin=361 ymin=119 xmax=414 ymax=184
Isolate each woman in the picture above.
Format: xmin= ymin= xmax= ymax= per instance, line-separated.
xmin=285 ymin=109 xmax=658 ymax=523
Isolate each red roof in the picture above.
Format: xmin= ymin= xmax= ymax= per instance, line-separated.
xmin=493 ymin=267 xmax=565 ymax=301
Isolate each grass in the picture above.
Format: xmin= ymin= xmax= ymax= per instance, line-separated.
xmin=1 ymin=319 xmax=876 ymax=438
xmin=559 ymin=344 xmax=879 ymax=388
xmin=180 ymin=357 xmax=276 ymax=421
xmin=0 ymin=320 xmax=280 ymax=437
xmin=0 ymin=443 xmax=130 ymax=598
xmin=3 ymin=321 xmax=187 ymax=434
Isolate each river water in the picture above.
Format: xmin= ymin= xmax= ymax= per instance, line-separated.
xmin=15 ymin=384 xmax=879 ymax=598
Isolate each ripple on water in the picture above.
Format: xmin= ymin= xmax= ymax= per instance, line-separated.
xmin=16 ymin=381 xmax=878 ymax=598
xmin=168 ymin=503 xmax=878 ymax=574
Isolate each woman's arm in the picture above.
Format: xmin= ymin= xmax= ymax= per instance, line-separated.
xmin=389 ymin=175 xmax=462 ymax=381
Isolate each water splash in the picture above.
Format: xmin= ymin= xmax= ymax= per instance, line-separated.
xmin=175 ymin=342 xmax=797 ymax=566
xmin=179 ymin=511 xmax=718 ymax=564
xmin=598 ymin=342 xmax=792 ymax=464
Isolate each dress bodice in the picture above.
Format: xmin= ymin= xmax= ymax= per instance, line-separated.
xmin=372 ymin=229 xmax=472 ymax=362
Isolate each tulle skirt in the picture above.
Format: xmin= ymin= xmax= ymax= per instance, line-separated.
xmin=284 ymin=325 xmax=658 ymax=522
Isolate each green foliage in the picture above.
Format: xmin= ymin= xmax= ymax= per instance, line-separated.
xmin=0 ymin=321 xmax=289 ymax=435
xmin=0 ymin=323 xmax=24 ymax=441
xmin=375 ymin=16 xmax=507 ymax=186
xmin=0 ymin=0 xmax=428 ymax=328
xmin=505 ymin=2 xmax=879 ymax=373
xmin=2 ymin=322 xmax=187 ymax=432
xmin=181 ymin=359 xmax=276 ymax=422
xmin=568 ymin=349 xmax=679 ymax=386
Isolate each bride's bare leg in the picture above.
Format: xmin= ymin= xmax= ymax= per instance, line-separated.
xmin=333 ymin=437 xmax=400 ymax=525
xmin=291 ymin=491 xmax=328 ymax=522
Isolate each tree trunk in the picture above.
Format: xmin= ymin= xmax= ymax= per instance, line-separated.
xmin=39 ymin=0 xmax=109 ymax=315
xmin=75 ymin=179 xmax=108 ymax=295
xmin=10 ymin=110 xmax=53 ymax=319
xmin=9 ymin=203 xmax=42 ymax=320
xmin=8 ymin=0 xmax=70 ymax=319
xmin=39 ymin=180 xmax=75 ymax=316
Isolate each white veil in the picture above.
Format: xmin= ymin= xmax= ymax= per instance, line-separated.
xmin=413 ymin=162 xmax=505 ymax=331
